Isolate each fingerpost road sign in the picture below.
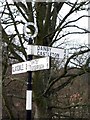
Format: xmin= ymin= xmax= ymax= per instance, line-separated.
xmin=12 ymin=57 xmax=50 ymax=74
xmin=27 ymin=45 xmax=64 ymax=59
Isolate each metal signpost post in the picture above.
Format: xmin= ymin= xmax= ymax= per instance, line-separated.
xmin=23 ymin=22 xmax=38 ymax=120
xmin=26 ymin=37 xmax=33 ymax=120
xmin=26 ymin=38 xmax=32 ymax=120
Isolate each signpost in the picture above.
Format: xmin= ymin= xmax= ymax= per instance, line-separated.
xmin=11 ymin=22 xmax=64 ymax=120
xmin=26 ymin=38 xmax=33 ymax=120
xmin=12 ymin=57 xmax=50 ymax=74
xmin=27 ymin=45 xmax=64 ymax=59
xmin=23 ymin=23 xmax=38 ymax=120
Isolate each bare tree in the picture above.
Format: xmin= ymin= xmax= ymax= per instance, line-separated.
xmin=1 ymin=0 xmax=90 ymax=119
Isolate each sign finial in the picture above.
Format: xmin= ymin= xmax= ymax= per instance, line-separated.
xmin=23 ymin=22 xmax=38 ymax=41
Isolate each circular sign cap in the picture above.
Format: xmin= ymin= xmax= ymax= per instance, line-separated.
xmin=23 ymin=22 xmax=38 ymax=41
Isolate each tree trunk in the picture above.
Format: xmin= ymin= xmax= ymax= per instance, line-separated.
xmin=33 ymin=100 xmax=48 ymax=119
xmin=33 ymin=71 xmax=51 ymax=119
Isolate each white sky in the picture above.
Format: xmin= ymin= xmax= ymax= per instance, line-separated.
xmin=0 ymin=1 xmax=88 ymax=46
xmin=55 ymin=2 xmax=88 ymax=47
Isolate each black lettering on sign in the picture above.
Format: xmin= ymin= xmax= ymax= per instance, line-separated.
xmin=37 ymin=46 xmax=40 ymax=55
xmin=31 ymin=59 xmax=38 ymax=65
xmin=41 ymin=46 xmax=43 ymax=50
xmin=48 ymin=48 xmax=51 ymax=52
xmin=50 ymin=52 xmax=59 ymax=58
xmin=31 ymin=64 xmax=44 ymax=71
xmin=15 ymin=64 xmax=24 ymax=72
xmin=56 ymin=54 xmax=59 ymax=58
xmin=40 ymin=51 xmax=42 ymax=56
xmin=26 ymin=63 xmax=27 ymax=70
xmin=42 ymin=51 xmax=46 ymax=56
xmin=43 ymin=46 xmax=47 ymax=51
xmin=37 ymin=46 xmax=52 ymax=57
xmin=37 ymin=46 xmax=40 ymax=50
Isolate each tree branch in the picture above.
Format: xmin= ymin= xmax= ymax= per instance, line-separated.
xmin=43 ymin=48 xmax=90 ymax=96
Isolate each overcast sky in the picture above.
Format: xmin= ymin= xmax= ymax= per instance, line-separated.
xmin=55 ymin=2 xmax=88 ymax=48
xmin=0 ymin=0 xmax=88 ymax=47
